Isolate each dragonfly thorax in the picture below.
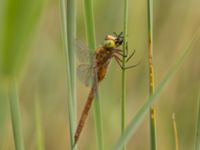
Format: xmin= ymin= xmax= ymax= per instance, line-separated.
xmin=103 ymin=40 xmax=116 ymax=49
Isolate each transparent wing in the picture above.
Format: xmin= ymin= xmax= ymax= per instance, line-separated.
xmin=75 ymin=39 xmax=93 ymax=63
xmin=77 ymin=64 xmax=94 ymax=87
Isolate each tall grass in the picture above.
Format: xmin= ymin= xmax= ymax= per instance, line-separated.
xmin=67 ymin=0 xmax=77 ymax=115
xmin=195 ymin=89 xmax=200 ymax=150
xmin=35 ymin=94 xmax=45 ymax=150
xmin=112 ymin=27 xmax=200 ymax=150
xmin=146 ymin=0 xmax=157 ymax=149
xmin=8 ymin=82 xmax=24 ymax=150
xmin=0 ymin=86 xmax=7 ymax=149
xmin=172 ymin=113 xmax=179 ymax=150
xmin=59 ymin=0 xmax=77 ymax=149
xmin=0 ymin=0 xmax=43 ymax=149
xmin=84 ymin=1 xmax=104 ymax=149
xmin=121 ymin=0 xmax=128 ymax=149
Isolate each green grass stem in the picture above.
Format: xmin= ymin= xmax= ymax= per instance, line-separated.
xmin=0 ymin=0 xmax=42 ymax=149
xmin=35 ymin=94 xmax=45 ymax=150
xmin=8 ymin=82 xmax=24 ymax=150
xmin=59 ymin=0 xmax=77 ymax=149
xmin=84 ymin=0 xmax=104 ymax=149
xmin=0 ymin=86 xmax=8 ymax=149
xmin=172 ymin=113 xmax=179 ymax=150
xmin=93 ymin=93 xmax=104 ymax=150
xmin=113 ymin=27 xmax=200 ymax=150
xmin=195 ymin=89 xmax=200 ymax=150
xmin=67 ymin=0 xmax=77 ymax=121
xmin=84 ymin=0 xmax=96 ymax=49
xmin=147 ymin=0 xmax=157 ymax=149
xmin=121 ymin=0 xmax=128 ymax=149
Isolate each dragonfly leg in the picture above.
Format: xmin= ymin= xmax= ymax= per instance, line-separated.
xmin=126 ymin=49 xmax=136 ymax=62
xmin=113 ymin=32 xmax=118 ymax=37
xmin=114 ymin=49 xmax=123 ymax=53
xmin=115 ymin=51 xmax=126 ymax=57
xmin=113 ymin=32 xmax=123 ymax=39
xmin=125 ymin=42 xmax=137 ymax=62
xmin=126 ymin=41 xmax=128 ymax=57
xmin=114 ymin=55 xmax=124 ymax=70
xmin=114 ymin=54 xmax=122 ymax=62
xmin=114 ymin=55 xmax=139 ymax=70
xmin=114 ymin=49 xmax=128 ymax=57
xmin=123 ymin=63 xmax=140 ymax=69
xmin=114 ymin=40 xmax=136 ymax=61
xmin=115 ymin=32 xmax=123 ymax=37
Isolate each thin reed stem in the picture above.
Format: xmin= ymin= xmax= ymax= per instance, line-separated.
xmin=59 ymin=0 xmax=77 ymax=149
xmin=84 ymin=0 xmax=104 ymax=149
xmin=0 ymin=86 xmax=7 ymax=149
xmin=195 ymin=89 xmax=200 ymax=150
xmin=84 ymin=0 xmax=96 ymax=48
xmin=172 ymin=113 xmax=179 ymax=150
xmin=67 ymin=0 xmax=77 ymax=119
xmin=147 ymin=0 xmax=157 ymax=149
xmin=35 ymin=94 xmax=45 ymax=150
xmin=121 ymin=0 xmax=128 ymax=150
xmin=93 ymin=93 xmax=104 ymax=150
xmin=8 ymin=82 xmax=24 ymax=150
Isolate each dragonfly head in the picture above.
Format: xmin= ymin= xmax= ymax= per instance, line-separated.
xmin=104 ymin=32 xmax=124 ymax=49
xmin=113 ymin=32 xmax=124 ymax=47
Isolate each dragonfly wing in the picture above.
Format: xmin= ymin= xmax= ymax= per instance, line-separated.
xmin=77 ymin=64 xmax=94 ymax=87
xmin=75 ymin=40 xmax=93 ymax=63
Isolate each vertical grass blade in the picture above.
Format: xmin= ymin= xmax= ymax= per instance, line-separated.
xmin=172 ymin=113 xmax=179 ymax=150
xmin=67 ymin=0 xmax=77 ymax=114
xmin=121 ymin=0 xmax=128 ymax=149
xmin=0 ymin=86 xmax=8 ymax=149
xmin=59 ymin=0 xmax=77 ymax=149
xmin=93 ymin=94 xmax=104 ymax=150
xmin=84 ymin=0 xmax=104 ymax=149
xmin=8 ymin=82 xmax=24 ymax=150
xmin=0 ymin=0 xmax=43 ymax=80
xmin=67 ymin=0 xmax=77 ymax=123
xmin=147 ymin=0 xmax=157 ymax=149
xmin=112 ymin=27 xmax=200 ymax=150
xmin=84 ymin=0 xmax=96 ymax=48
xmin=0 ymin=0 xmax=43 ymax=149
xmin=35 ymin=94 xmax=45 ymax=150
xmin=195 ymin=90 xmax=200 ymax=150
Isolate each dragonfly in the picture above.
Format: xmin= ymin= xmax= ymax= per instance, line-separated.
xmin=74 ymin=32 xmax=138 ymax=145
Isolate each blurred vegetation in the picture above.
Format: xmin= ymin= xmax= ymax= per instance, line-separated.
xmin=0 ymin=0 xmax=200 ymax=150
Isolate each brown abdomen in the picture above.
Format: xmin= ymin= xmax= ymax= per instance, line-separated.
xmin=98 ymin=67 xmax=107 ymax=82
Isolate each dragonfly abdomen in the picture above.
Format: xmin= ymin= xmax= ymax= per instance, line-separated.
xmin=74 ymin=82 xmax=98 ymax=145
xmin=97 ymin=66 xmax=108 ymax=82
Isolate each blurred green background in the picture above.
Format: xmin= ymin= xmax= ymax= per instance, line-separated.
xmin=0 ymin=0 xmax=200 ymax=150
